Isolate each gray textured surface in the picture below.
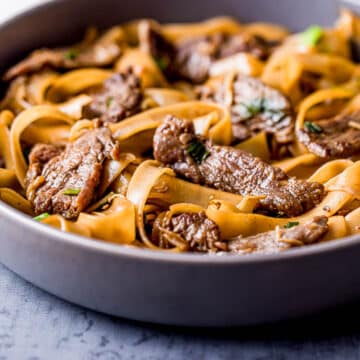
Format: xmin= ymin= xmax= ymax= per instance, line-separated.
xmin=0 ymin=264 xmax=360 ymax=359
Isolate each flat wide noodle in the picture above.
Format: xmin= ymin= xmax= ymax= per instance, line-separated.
xmin=0 ymin=111 xmax=15 ymax=169
xmin=0 ymin=188 xmax=33 ymax=215
xmin=273 ymin=153 xmax=320 ymax=174
xmin=10 ymin=106 xmax=74 ymax=187
xmin=0 ymin=169 xmax=18 ymax=188
xmin=235 ymin=132 xmax=270 ymax=161
xmin=46 ymin=68 xmax=113 ymax=102
xmin=26 ymin=71 xmax=59 ymax=105
xmin=110 ymin=101 xmax=232 ymax=147
xmin=206 ymin=191 xmax=352 ymax=239
xmin=149 ymin=172 xmax=245 ymax=208
xmin=42 ymin=197 xmax=135 ymax=244
xmin=326 ymin=161 xmax=360 ymax=198
xmin=345 ymin=207 xmax=360 ymax=235
xmin=209 ymin=53 xmax=264 ymax=78
xmin=126 ymin=160 xmax=175 ymax=250
xmin=309 ymin=159 xmax=354 ymax=183
xmin=115 ymin=48 xmax=168 ymax=88
xmin=2 ymin=13 xmax=360 ymax=252
xmin=162 ymin=17 xmax=243 ymax=42
xmin=144 ymin=88 xmax=189 ymax=107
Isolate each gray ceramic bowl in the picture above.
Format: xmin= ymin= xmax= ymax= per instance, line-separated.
xmin=0 ymin=0 xmax=359 ymax=327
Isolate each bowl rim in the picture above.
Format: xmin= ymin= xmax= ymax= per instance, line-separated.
xmin=2 ymin=196 xmax=360 ymax=266
xmin=1 ymin=0 xmax=359 ymax=266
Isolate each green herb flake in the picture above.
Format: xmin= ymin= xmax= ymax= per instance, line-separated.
xmin=247 ymin=98 xmax=266 ymax=115
xmin=33 ymin=213 xmax=50 ymax=222
xmin=237 ymin=98 xmax=266 ymax=119
xmin=155 ymin=56 xmax=169 ymax=71
xmin=187 ymin=140 xmax=210 ymax=164
xmin=64 ymin=49 xmax=79 ymax=61
xmin=304 ymin=121 xmax=323 ymax=134
xmin=235 ymin=98 xmax=286 ymax=124
xmin=301 ymin=25 xmax=323 ymax=47
xmin=106 ymin=96 xmax=114 ymax=107
xmin=284 ymin=221 xmax=299 ymax=229
xmin=63 ymin=188 xmax=81 ymax=196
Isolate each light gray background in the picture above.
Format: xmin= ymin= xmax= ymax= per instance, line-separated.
xmin=0 ymin=0 xmax=48 ymax=21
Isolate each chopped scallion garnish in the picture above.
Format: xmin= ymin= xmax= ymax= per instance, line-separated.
xmin=284 ymin=221 xmax=299 ymax=229
xmin=301 ymin=25 xmax=323 ymax=47
xmin=64 ymin=49 xmax=79 ymax=61
xmin=106 ymin=96 xmax=114 ymax=107
xmin=63 ymin=188 xmax=81 ymax=196
xmin=235 ymin=98 xmax=286 ymax=123
xmin=155 ymin=56 xmax=169 ymax=71
xmin=237 ymin=98 xmax=266 ymax=119
xmin=33 ymin=213 xmax=50 ymax=222
xmin=304 ymin=121 xmax=323 ymax=134
xmin=187 ymin=140 xmax=210 ymax=164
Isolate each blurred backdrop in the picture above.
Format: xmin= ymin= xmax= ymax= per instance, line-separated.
xmin=0 ymin=0 xmax=48 ymax=21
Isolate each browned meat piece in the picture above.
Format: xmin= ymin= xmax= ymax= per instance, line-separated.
xmin=297 ymin=112 xmax=360 ymax=158
xmin=25 ymin=128 xmax=120 ymax=220
xmin=25 ymin=143 xmax=63 ymax=188
xmin=4 ymin=51 xmax=64 ymax=81
xmin=174 ymin=34 xmax=273 ymax=84
xmin=140 ymin=22 xmax=178 ymax=77
xmin=153 ymin=116 xmax=325 ymax=217
xmin=82 ymin=70 xmax=143 ymax=123
xmin=140 ymin=22 xmax=275 ymax=84
xmin=152 ymin=211 xmax=225 ymax=252
xmin=199 ymin=74 xmax=294 ymax=144
xmin=28 ymin=143 xmax=63 ymax=167
xmin=4 ymin=29 xmax=123 ymax=81
xmin=229 ymin=216 xmax=328 ymax=255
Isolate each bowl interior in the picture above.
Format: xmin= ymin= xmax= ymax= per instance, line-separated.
xmin=0 ymin=0 xmax=359 ymax=261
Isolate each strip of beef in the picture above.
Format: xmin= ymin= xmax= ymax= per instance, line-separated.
xmin=229 ymin=216 xmax=329 ymax=255
xmin=25 ymin=128 xmax=120 ymax=220
xmin=199 ymin=74 xmax=294 ymax=145
xmin=82 ymin=70 xmax=143 ymax=123
xmin=140 ymin=21 xmax=276 ymax=84
xmin=4 ymin=28 xmax=123 ymax=81
xmin=25 ymin=143 xmax=63 ymax=190
xmin=153 ymin=116 xmax=325 ymax=217
xmin=297 ymin=111 xmax=360 ymax=158
xmin=152 ymin=211 xmax=225 ymax=252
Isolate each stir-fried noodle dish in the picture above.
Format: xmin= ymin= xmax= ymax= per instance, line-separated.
xmin=2 ymin=9 xmax=360 ymax=254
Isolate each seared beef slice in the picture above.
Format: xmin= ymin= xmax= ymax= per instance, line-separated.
xmin=4 ymin=29 xmax=123 ymax=81
xmin=153 ymin=116 xmax=324 ymax=217
xmin=229 ymin=216 xmax=328 ymax=255
xmin=140 ymin=21 xmax=275 ymax=84
xmin=199 ymin=75 xmax=294 ymax=144
xmin=152 ymin=212 xmax=328 ymax=254
xmin=25 ymin=128 xmax=120 ymax=220
xmin=152 ymin=211 xmax=224 ymax=252
xmin=297 ymin=111 xmax=360 ymax=158
xmin=83 ymin=70 xmax=143 ymax=123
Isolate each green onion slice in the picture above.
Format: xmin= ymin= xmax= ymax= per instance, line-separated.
xmin=301 ymin=25 xmax=323 ymax=47
xmin=284 ymin=221 xmax=299 ymax=229
xmin=63 ymin=188 xmax=81 ymax=196
xmin=33 ymin=213 xmax=50 ymax=222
